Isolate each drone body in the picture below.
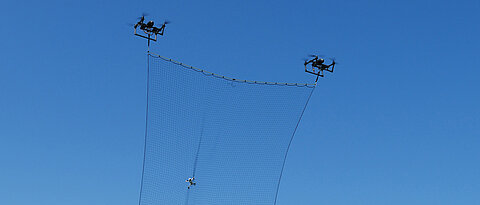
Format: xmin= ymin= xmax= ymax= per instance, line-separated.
xmin=133 ymin=15 xmax=169 ymax=46
xmin=304 ymin=55 xmax=336 ymax=82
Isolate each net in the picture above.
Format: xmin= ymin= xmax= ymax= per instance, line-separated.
xmin=139 ymin=53 xmax=315 ymax=205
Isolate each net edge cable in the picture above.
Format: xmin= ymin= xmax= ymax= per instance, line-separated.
xmin=148 ymin=52 xmax=317 ymax=88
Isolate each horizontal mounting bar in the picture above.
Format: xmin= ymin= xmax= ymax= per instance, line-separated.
xmin=135 ymin=34 xmax=157 ymax=41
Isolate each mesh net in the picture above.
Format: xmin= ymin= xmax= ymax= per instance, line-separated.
xmin=139 ymin=54 xmax=315 ymax=205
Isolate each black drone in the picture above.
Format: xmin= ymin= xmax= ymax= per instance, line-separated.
xmin=304 ymin=55 xmax=336 ymax=81
xmin=133 ymin=14 xmax=169 ymax=46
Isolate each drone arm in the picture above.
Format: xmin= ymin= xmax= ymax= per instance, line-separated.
xmin=305 ymin=61 xmax=317 ymax=73
xmin=325 ymin=63 xmax=335 ymax=73
xmin=305 ymin=64 xmax=314 ymax=73
xmin=158 ymin=24 xmax=166 ymax=36
xmin=304 ymin=59 xmax=315 ymax=66
xmin=305 ymin=68 xmax=324 ymax=77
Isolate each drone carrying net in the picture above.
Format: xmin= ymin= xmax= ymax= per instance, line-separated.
xmin=139 ymin=53 xmax=315 ymax=205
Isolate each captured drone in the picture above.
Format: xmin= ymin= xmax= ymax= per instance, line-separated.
xmin=133 ymin=14 xmax=170 ymax=46
xmin=304 ymin=55 xmax=336 ymax=81
xmin=186 ymin=177 xmax=196 ymax=189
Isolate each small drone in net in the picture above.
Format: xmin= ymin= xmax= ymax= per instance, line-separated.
xmin=133 ymin=14 xmax=170 ymax=46
xmin=186 ymin=177 xmax=196 ymax=189
xmin=304 ymin=55 xmax=337 ymax=81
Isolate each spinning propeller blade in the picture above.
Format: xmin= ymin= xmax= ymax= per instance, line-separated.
xmin=137 ymin=13 xmax=148 ymax=21
xmin=329 ymin=57 xmax=339 ymax=65
xmin=308 ymin=54 xmax=325 ymax=58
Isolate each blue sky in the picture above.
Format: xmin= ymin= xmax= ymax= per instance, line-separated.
xmin=1 ymin=0 xmax=479 ymax=204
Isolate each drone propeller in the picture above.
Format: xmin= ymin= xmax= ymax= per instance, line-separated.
xmin=163 ymin=20 xmax=171 ymax=25
xmin=329 ymin=57 xmax=339 ymax=65
xmin=308 ymin=54 xmax=326 ymax=58
xmin=137 ymin=13 xmax=148 ymax=22
xmin=128 ymin=22 xmax=141 ymax=29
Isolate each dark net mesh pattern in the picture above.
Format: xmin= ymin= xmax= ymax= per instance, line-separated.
xmin=139 ymin=54 xmax=315 ymax=205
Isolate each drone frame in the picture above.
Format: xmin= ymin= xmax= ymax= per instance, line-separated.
xmin=133 ymin=17 xmax=168 ymax=49
xmin=304 ymin=58 xmax=336 ymax=82
xmin=134 ymin=27 xmax=158 ymax=42
xmin=304 ymin=66 xmax=324 ymax=82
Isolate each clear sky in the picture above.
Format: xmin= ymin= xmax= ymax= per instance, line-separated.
xmin=1 ymin=0 xmax=479 ymax=204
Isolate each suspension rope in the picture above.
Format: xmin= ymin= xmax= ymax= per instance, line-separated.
xmin=273 ymin=86 xmax=316 ymax=205
xmin=138 ymin=51 xmax=151 ymax=205
xmin=184 ymin=114 xmax=206 ymax=205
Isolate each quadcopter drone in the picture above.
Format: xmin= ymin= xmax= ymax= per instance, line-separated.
xmin=186 ymin=177 xmax=196 ymax=189
xmin=304 ymin=55 xmax=336 ymax=81
xmin=133 ymin=14 xmax=169 ymax=46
